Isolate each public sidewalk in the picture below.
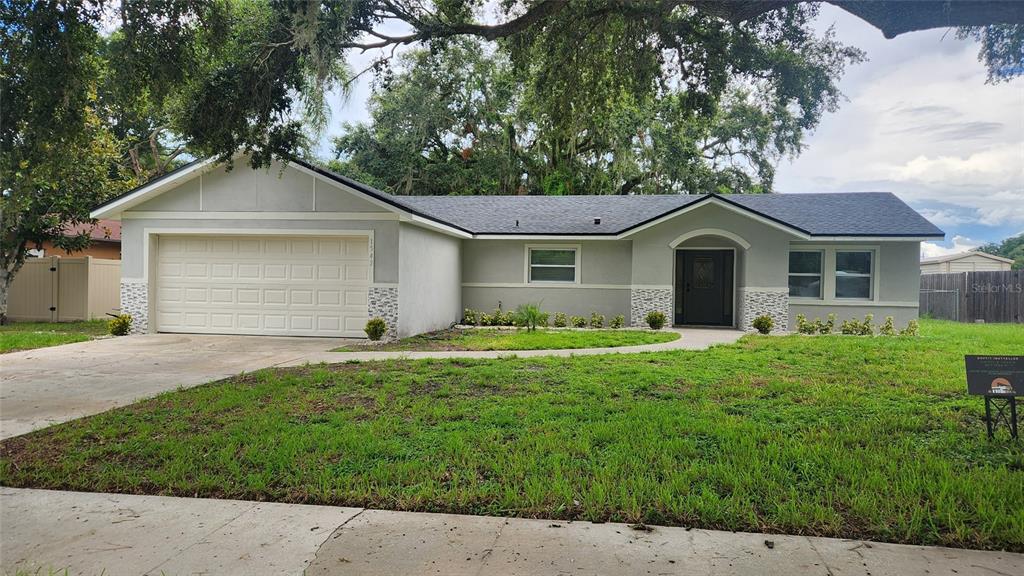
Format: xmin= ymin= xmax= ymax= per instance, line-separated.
xmin=2 ymin=488 xmax=1020 ymax=576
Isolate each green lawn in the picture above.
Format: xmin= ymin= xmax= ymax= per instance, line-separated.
xmin=0 ymin=320 xmax=108 ymax=353
xmin=333 ymin=328 xmax=679 ymax=351
xmin=2 ymin=320 xmax=1022 ymax=551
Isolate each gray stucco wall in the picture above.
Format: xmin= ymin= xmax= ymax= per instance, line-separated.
xmin=463 ymin=287 xmax=629 ymax=321
xmin=398 ymin=223 xmax=462 ymax=337
xmin=461 ymin=239 xmax=632 ymax=320
xmin=628 ymin=203 xmax=794 ymax=289
xmin=786 ymin=240 xmax=921 ymax=330
xmin=131 ymin=161 xmax=385 ymax=214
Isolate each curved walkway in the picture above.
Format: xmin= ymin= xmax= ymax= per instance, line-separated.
xmin=279 ymin=327 xmax=745 ymax=366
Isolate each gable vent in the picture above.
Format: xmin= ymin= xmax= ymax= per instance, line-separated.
xmin=593 ymin=217 xmax=601 ymax=225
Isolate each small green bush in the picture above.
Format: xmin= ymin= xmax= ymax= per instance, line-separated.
xmin=752 ymin=315 xmax=774 ymax=335
xmin=900 ymin=319 xmax=920 ymax=336
xmin=515 ymin=303 xmax=546 ymax=331
xmin=553 ymin=312 xmax=568 ymax=328
xmin=840 ymin=319 xmax=859 ymax=335
xmin=796 ymin=314 xmax=816 ymax=335
xmin=645 ymin=310 xmax=666 ymax=330
xmin=589 ymin=312 xmax=605 ymax=329
xmin=537 ymin=311 xmax=550 ymax=327
xmin=108 ymin=314 xmax=133 ymax=336
xmin=479 ymin=313 xmax=493 ymax=326
xmin=365 ymin=317 xmax=387 ymax=340
xmin=859 ymin=314 xmax=875 ymax=336
xmin=570 ymin=315 xmax=587 ymax=328
xmin=610 ymin=315 xmax=625 ymax=329
xmin=462 ymin=308 xmax=478 ymax=326
xmin=879 ymin=316 xmax=896 ymax=336
xmin=820 ymin=313 xmax=835 ymax=335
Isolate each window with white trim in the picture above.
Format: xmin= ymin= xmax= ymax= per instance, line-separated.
xmin=835 ymin=251 xmax=873 ymax=299
xmin=528 ymin=248 xmax=577 ymax=283
xmin=788 ymin=251 xmax=822 ymax=298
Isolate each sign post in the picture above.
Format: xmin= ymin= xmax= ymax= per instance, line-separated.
xmin=965 ymin=355 xmax=1022 ymax=440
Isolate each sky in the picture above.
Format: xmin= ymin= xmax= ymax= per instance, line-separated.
xmin=319 ymin=4 xmax=1024 ymax=258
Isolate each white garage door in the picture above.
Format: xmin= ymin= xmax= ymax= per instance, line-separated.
xmin=156 ymin=235 xmax=370 ymax=337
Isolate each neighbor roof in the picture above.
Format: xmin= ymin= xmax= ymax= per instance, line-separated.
xmin=92 ymin=157 xmax=945 ymax=239
xmin=921 ymin=251 xmax=1013 ymax=264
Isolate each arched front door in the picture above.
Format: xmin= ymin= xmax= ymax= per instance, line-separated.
xmin=675 ymin=249 xmax=734 ymax=326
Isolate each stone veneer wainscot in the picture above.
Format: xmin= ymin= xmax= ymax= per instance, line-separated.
xmin=120 ymin=281 xmax=149 ymax=334
xmin=738 ymin=288 xmax=788 ymax=333
xmin=630 ymin=287 xmax=673 ymax=328
xmin=368 ymin=286 xmax=399 ymax=339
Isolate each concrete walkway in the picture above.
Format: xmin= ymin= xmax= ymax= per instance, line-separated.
xmin=1 ymin=328 xmax=742 ymax=439
xmin=2 ymin=488 xmax=1020 ymax=576
xmin=282 ymin=327 xmax=744 ymax=366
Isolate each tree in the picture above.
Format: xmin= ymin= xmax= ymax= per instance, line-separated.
xmin=0 ymin=2 xmax=134 ymax=322
xmin=978 ymin=234 xmax=1024 ymax=270
xmin=332 ymin=12 xmax=861 ymax=196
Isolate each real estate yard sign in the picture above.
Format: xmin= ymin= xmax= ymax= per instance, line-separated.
xmin=965 ymin=355 xmax=1023 ymax=396
xmin=966 ymin=355 xmax=1022 ymax=440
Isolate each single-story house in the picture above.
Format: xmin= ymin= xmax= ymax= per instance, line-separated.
xmin=28 ymin=220 xmax=122 ymax=260
xmin=90 ymin=156 xmax=944 ymax=337
xmin=921 ymin=251 xmax=1013 ymax=274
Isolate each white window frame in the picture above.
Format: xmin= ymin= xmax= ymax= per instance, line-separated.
xmin=834 ymin=249 xmax=875 ymax=300
xmin=525 ymin=244 xmax=581 ymax=284
xmin=788 ymin=250 xmax=824 ymax=300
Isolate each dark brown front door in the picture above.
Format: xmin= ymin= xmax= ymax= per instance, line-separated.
xmin=675 ymin=250 xmax=733 ymax=326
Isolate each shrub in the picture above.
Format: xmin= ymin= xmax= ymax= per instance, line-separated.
xmin=365 ymin=317 xmax=387 ymax=340
xmin=859 ymin=314 xmax=875 ymax=336
xmin=108 ymin=314 xmax=133 ymax=336
xmin=796 ymin=314 xmax=816 ymax=335
xmin=900 ymin=319 xmax=920 ymax=336
xmin=752 ymin=315 xmax=774 ymax=335
xmin=553 ymin=312 xmax=568 ymax=328
xmin=820 ymin=313 xmax=835 ymax=335
xmin=462 ymin=308 xmax=478 ymax=326
xmin=589 ymin=312 xmax=605 ymax=329
xmin=479 ymin=313 xmax=493 ymax=327
xmin=644 ymin=310 xmax=666 ymax=330
xmin=570 ymin=315 xmax=587 ymax=328
xmin=840 ymin=318 xmax=859 ymax=335
xmin=610 ymin=315 xmax=625 ymax=329
xmin=515 ymin=303 xmax=546 ymax=331
xmin=879 ymin=316 xmax=896 ymax=336
xmin=537 ymin=311 xmax=550 ymax=327
xmin=488 ymin=308 xmax=515 ymax=326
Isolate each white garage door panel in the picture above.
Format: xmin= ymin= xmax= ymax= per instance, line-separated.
xmin=156 ymin=236 xmax=370 ymax=337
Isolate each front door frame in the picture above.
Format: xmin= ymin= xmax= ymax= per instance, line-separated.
xmin=673 ymin=247 xmax=737 ymax=328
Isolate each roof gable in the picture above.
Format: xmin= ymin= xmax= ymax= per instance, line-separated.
xmin=92 ymin=157 xmax=944 ymax=240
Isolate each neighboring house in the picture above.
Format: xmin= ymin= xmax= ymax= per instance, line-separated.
xmin=29 ymin=220 xmax=122 ymax=260
xmin=920 ymin=251 xmax=1013 ymax=274
xmin=90 ymin=157 xmax=944 ymax=337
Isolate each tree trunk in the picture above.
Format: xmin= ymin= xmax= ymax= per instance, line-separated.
xmin=0 ymin=267 xmax=12 ymax=325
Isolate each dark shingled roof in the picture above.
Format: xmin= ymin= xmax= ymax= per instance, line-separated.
xmin=395 ymin=192 xmax=945 ymax=237
xmin=93 ymin=158 xmax=944 ymax=238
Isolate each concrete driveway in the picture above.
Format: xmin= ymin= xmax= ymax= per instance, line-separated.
xmin=0 ymin=334 xmax=348 ymax=439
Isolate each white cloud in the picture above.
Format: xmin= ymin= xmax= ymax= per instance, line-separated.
xmin=921 ymin=235 xmax=984 ymax=259
xmin=774 ymin=5 xmax=1024 ymax=243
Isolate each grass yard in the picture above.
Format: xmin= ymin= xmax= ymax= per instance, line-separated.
xmin=333 ymin=327 xmax=679 ymax=351
xmin=2 ymin=320 xmax=1023 ymax=551
xmin=0 ymin=320 xmax=108 ymax=353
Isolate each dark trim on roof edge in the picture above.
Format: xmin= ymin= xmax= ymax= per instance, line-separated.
xmin=289 ymin=159 xmax=475 ymax=234
xmin=92 ymin=158 xmax=206 ymax=212
xmin=93 ymin=158 xmax=943 ymax=239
